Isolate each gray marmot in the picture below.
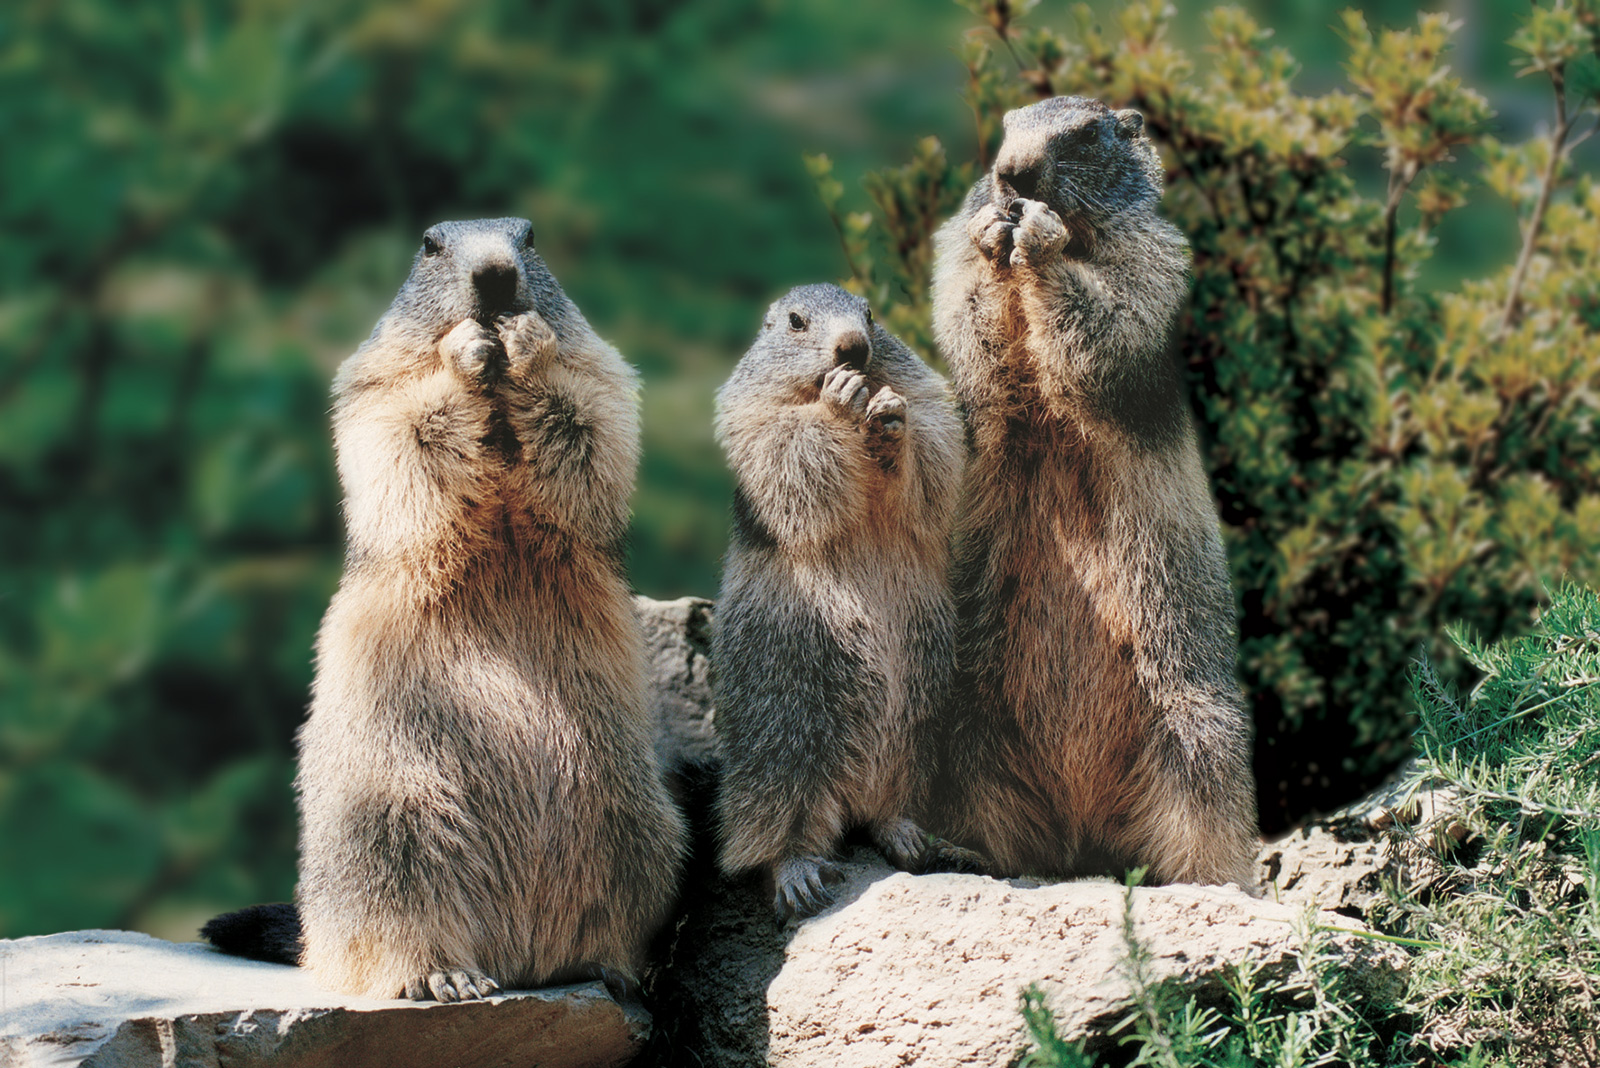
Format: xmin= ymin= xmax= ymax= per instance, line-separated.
xmin=712 ymin=283 xmax=978 ymax=920
xmin=928 ymin=97 xmax=1259 ymax=886
xmin=204 ymin=217 xmax=686 ymax=1001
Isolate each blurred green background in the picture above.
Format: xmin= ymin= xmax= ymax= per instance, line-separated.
xmin=0 ymin=0 xmax=1580 ymax=941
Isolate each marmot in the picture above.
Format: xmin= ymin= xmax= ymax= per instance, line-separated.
xmin=928 ymin=97 xmax=1259 ymax=886
xmin=203 ymin=217 xmax=686 ymax=1001
xmin=712 ymin=283 xmax=978 ymax=921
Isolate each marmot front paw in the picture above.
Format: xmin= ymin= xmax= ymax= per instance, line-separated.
xmin=864 ymin=386 xmax=907 ymax=464
xmin=968 ymin=202 xmax=1017 ymax=264
xmin=821 ymin=364 xmax=870 ymax=419
xmin=440 ymin=319 xmax=506 ymax=386
xmin=1008 ymin=199 xmax=1069 ymax=269
xmin=496 ymin=311 xmax=559 ymax=380
xmin=865 ymin=386 xmax=907 ymax=436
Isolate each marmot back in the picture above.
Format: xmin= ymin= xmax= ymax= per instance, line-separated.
xmin=206 ymin=217 xmax=686 ymax=1001
xmin=930 ymin=98 xmax=1259 ymax=886
xmin=713 ymin=284 xmax=978 ymax=920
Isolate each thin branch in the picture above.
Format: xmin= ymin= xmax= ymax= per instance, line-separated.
xmin=1380 ymin=163 xmax=1414 ymax=315
xmin=989 ymin=3 xmax=1054 ymax=97
xmin=1499 ymin=66 xmax=1575 ymax=335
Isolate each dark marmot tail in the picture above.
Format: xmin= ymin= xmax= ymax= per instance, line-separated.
xmin=712 ymin=283 xmax=979 ymax=922
xmin=201 ymin=903 xmax=302 ymax=965
xmin=930 ymin=97 xmax=1259 ymax=887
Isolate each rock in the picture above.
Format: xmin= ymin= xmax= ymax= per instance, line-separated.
xmin=0 ymin=930 xmax=649 ymax=1068
xmin=658 ymin=848 xmax=1408 ymax=1068
xmin=1259 ymin=762 xmax=1461 ymax=916
xmin=634 ymin=596 xmax=1415 ymax=1066
xmin=636 ymin=595 xmax=719 ymax=796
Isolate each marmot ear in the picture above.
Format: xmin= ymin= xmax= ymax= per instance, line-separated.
xmin=1114 ymin=109 xmax=1144 ymax=139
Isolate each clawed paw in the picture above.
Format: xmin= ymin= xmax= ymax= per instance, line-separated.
xmin=1008 ymin=199 xmax=1068 ymax=269
xmin=865 ymin=386 xmax=907 ymax=439
xmin=821 ymin=365 xmax=870 ymax=419
xmin=495 ymin=311 xmax=559 ymax=379
xmin=922 ymin=839 xmax=989 ymax=876
xmin=773 ymin=855 xmax=845 ymax=924
xmin=969 ymin=202 xmax=1017 ymax=264
xmin=404 ymin=966 xmax=500 ymax=1003
xmin=440 ymin=319 xmax=505 ymax=387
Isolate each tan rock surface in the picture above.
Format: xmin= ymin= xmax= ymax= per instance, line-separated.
xmin=662 ymin=848 xmax=1407 ymax=1068
xmin=0 ymin=930 xmax=648 ymax=1068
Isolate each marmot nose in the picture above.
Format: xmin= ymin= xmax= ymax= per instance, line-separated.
xmin=834 ymin=331 xmax=871 ymax=370
xmin=472 ymin=261 xmax=518 ymax=315
xmin=997 ymin=164 xmax=1040 ymax=202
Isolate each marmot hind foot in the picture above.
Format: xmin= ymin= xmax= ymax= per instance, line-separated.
xmin=870 ymin=818 xmax=987 ymax=875
xmin=773 ymin=854 xmax=845 ymax=923
xmin=404 ymin=965 xmax=501 ymax=1003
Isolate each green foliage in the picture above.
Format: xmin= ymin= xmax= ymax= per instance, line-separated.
xmin=1382 ymin=583 xmax=1600 ymax=1063
xmin=1018 ymin=877 xmax=1400 ymax=1068
xmin=0 ymin=0 xmax=971 ymax=937
xmin=816 ymin=0 xmax=1600 ymax=827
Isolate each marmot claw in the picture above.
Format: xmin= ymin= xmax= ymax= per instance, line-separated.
xmin=865 ymin=387 xmax=907 ymax=465
xmin=405 ymin=965 xmax=500 ymax=1002
xmin=496 ymin=311 xmax=559 ymax=378
xmin=773 ymin=855 xmax=845 ymax=923
xmin=821 ymin=364 xmax=870 ymax=419
xmin=1008 ymin=199 xmax=1069 ymax=269
xmin=865 ymin=386 xmax=907 ymax=436
xmin=969 ymin=202 xmax=1017 ymax=263
xmin=440 ymin=319 xmax=505 ymax=386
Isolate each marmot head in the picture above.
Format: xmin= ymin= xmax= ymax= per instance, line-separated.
xmin=726 ymin=284 xmax=887 ymax=401
xmin=991 ymin=97 xmax=1164 ymax=224
xmin=379 ymin=217 xmax=576 ymax=347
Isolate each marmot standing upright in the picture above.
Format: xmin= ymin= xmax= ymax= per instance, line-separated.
xmin=713 ymin=284 xmax=977 ymax=920
xmin=929 ymin=98 xmax=1258 ymax=885
xmin=205 ymin=217 xmax=686 ymax=1000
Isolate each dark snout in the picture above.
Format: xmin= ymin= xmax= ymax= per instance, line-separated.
xmin=471 ymin=260 xmax=519 ymax=318
xmin=995 ymin=151 xmax=1050 ymax=207
xmin=833 ymin=329 xmax=871 ymax=370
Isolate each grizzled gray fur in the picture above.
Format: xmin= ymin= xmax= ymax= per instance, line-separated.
xmin=929 ymin=98 xmax=1259 ymax=886
xmin=713 ymin=284 xmax=979 ymax=921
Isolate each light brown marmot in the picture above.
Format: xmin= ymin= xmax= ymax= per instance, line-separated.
xmin=712 ymin=283 xmax=978 ymax=920
xmin=205 ymin=217 xmax=686 ymax=1001
xmin=929 ymin=97 xmax=1259 ymax=886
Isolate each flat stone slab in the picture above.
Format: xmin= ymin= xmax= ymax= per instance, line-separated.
xmin=661 ymin=848 xmax=1408 ymax=1067
xmin=0 ymin=930 xmax=648 ymax=1068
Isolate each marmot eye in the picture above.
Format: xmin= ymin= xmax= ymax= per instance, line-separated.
xmin=865 ymin=309 xmax=874 ymax=328
xmin=422 ymin=235 xmax=442 ymax=256
xmin=1059 ymin=126 xmax=1097 ymax=156
xmin=521 ymin=229 xmax=536 ymax=250
xmin=788 ymin=312 xmax=806 ymax=331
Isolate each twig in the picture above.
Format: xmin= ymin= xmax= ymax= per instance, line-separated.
xmin=988 ymin=1 xmax=1054 ymax=97
xmin=1380 ymin=162 xmax=1415 ymax=315
xmin=1499 ymin=66 xmax=1575 ymax=335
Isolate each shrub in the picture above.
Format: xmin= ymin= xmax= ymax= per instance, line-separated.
xmin=811 ymin=0 xmax=1600 ymax=827
xmin=1384 ymin=582 xmax=1600 ymax=1064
